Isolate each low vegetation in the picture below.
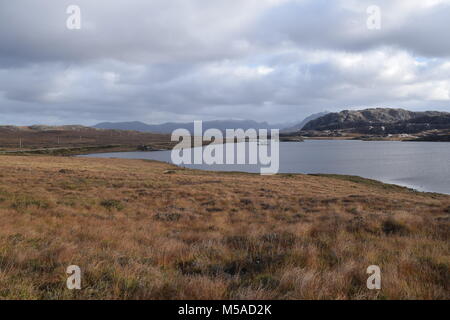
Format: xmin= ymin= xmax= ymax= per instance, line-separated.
xmin=0 ymin=125 xmax=175 ymax=155
xmin=0 ymin=155 xmax=448 ymax=299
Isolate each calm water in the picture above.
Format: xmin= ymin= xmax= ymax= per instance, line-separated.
xmin=80 ymin=140 xmax=450 ymax=194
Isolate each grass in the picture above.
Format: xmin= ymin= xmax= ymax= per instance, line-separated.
xmin=310 ymin=174 xmax=411 ymax=191
xmin=100 ymin=200 xmax=124 ymax=211
xmin=0 ymin=126 xmax=175 ymax=155
xmin=0 ymin=155 xmax=448 ymax=299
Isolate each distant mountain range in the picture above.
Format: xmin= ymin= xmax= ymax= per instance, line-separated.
xmin=94 ymin=120 xmax=292 ymax=134
xmin=302 ymin=108 xmax=450 ymax=134
xmin=93 ymin=108 xmax=450 ymax=136
xmin=6 ymin=108 xmax=448 ymax=138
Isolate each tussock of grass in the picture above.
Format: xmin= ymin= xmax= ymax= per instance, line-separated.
xmin=100 ymin=200 xmax=124 ymax=211
xmin=10 ymin=195 xmax=52 ymax=211
xmin=381 ymin=219 xmax=409 ymax=236
xmin=0 ymin=155 xmax=448 ymax=299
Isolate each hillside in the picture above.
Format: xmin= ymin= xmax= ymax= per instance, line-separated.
xmin=281 ymin=112 xmax=329 ymax=133
xmin=302 ymin=108 xmax=450 ymax=134
xmin=0 ymin=125 xmax=173 ymax=153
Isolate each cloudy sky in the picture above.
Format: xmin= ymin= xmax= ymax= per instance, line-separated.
xmin=1 ymin=0 xmax=450 ymax=125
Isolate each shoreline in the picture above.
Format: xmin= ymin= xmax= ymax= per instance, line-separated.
xmin=76 ymin=153 xmax=449 ymax=197
xmin=1 ymin=139 xmax=448 ymax=195
xmin=1 ymin=134 xmax=449 ymax=157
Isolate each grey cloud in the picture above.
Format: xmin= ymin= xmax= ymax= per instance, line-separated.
xmin=253 ymin=0 xmax=450 ymax=57
xmin=0 ymin=0 xmax=449 ymax=125
xmin=0 ymin=0 xmax=262 ymax=67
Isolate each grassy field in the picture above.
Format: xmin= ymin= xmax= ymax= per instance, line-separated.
xmin=0 ymin=155 xmax=448 ymax=299
xmin=0 ymin=126 xmax=174 ymax=154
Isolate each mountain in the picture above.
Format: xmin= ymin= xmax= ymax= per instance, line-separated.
xmin=302 ymin=108 xmax=450 ymax=134
xmin=281 ymin=112 xmax=329 ymax=133
xmin=94 ymin=121 xmax=155 ymax=132
xmin=94 ymin=120 xmax=287 ymax=134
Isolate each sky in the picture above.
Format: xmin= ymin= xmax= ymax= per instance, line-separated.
xmin=1 ymin=0 xmax=450 ymax=125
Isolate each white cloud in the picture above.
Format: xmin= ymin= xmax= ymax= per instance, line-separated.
xmin=0 ymin=0 xmax=449 ymax=125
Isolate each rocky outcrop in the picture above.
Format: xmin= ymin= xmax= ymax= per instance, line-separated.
xmin=302 ymin=108 xmax=450 ymax=134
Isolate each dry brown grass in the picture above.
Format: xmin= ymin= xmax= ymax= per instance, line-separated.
xmin=0 ymin=126 xmax=172 ymax=152
xmin=0 ymin=155 xmax=448 ymax=299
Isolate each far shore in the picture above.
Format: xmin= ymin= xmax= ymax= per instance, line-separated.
xmin=2 ymin=133 xmax=449 ymax=157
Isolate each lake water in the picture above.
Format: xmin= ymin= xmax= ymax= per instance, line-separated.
xmin=80 ymin=140 xmax=450 ymax=194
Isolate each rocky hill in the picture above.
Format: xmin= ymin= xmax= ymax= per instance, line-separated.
xmin=281 ymin=112 xmax=329 ymax=133
xmin=302 ymin=108 xmax=450 ymax=134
